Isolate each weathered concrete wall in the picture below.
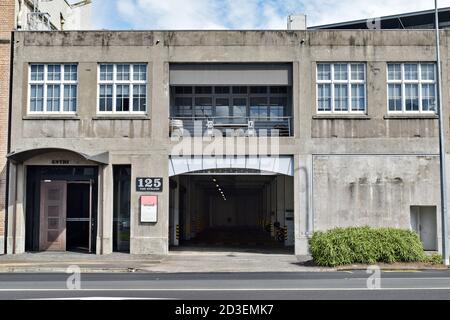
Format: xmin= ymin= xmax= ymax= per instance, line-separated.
xmin=313 ymin=155 xmax=440 ymax=228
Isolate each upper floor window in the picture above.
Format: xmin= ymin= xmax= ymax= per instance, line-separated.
xmin=98 ymin=64 xmax=147 ymax=113
xmin=316 ymin=63 xmax=366 ymax=114
xmin=387 ymin=63 xmax=436 ymax=113
xmin=28 ymin=64 xmax=78 ymax=113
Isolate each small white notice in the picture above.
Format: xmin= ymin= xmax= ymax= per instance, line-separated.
xmin=140 ymin=195 xmax=157 ymax=223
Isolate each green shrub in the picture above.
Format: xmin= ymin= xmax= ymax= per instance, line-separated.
xmin=309 ymin=226 xmax=427 ymax=267
xmin=425 ymin=253 xmax=443 ymax=265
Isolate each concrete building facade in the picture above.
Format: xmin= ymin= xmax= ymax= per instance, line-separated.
xmin=4 ymin=30 xmax=450 ymax=256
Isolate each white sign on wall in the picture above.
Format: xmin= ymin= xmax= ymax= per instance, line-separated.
xmin=140 ymin=195 xmax=158 ymax=223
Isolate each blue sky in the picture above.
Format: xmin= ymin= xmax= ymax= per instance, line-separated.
xmin=91 ymin=0 xmax=450 ymax=30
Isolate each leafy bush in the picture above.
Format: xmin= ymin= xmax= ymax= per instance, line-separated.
xmin=309 ymin=226 xmax=427 ymax=267
xmin=425 ymin=253 xmax=443 ymax=265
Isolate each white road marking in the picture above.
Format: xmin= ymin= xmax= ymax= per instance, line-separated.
xmin=2 ymin=287 xmax=450 ymax=291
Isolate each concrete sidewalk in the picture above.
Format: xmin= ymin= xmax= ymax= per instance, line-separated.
xmin=0 ymin=250 xmax=331 ymax=273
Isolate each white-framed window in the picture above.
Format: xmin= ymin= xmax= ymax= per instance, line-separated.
xmin=97 ymin=64 xmax=147 ymax=113
xmin=28 ymin=64 xmax=78 ymax=113
xmin=387 ymin=63 xmax=437 ymax=113
xmin=316 ymin=63 xmax=366 ymax=114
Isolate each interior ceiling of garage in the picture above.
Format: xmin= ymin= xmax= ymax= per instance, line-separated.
xmin=188 ymin=175 xmax=275 ymax=193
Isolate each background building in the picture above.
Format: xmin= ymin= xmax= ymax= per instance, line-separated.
xmin=310 ymin=7 xmax=450 ymax=29
xmin=0 ymin=0 xmax=92 ymax=254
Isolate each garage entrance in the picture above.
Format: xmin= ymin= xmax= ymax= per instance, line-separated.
xmin=169 ymin=172 xmax=294 ymax=253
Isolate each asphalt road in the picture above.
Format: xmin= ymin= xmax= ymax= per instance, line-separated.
xmin=1 ymin=271 xmax=450 ymax=300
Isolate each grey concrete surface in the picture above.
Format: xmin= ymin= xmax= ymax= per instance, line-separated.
xmin=2 ymin=271 xmax=450 ymax=300
xmin=0 ymin=251 xmax=328 ymax=273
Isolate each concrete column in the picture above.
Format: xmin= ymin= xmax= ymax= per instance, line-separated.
xmin=130 ymin=154 xmax=169 ymax=255
xmin=96 ymin=167 xmax=103 ymax=255
xmin=14 ymin=164 xmax=26 ymax=254
xmin=6 ymin=162 xmax=16 ymax=254
xmin=101 ymin=164 xmax=113 ymax=255
xmin=295 ymin=154 xmax=312 ymax=256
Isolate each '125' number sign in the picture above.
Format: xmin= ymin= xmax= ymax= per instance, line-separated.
xmin=136 ymin=177 xmax=163 ymax=192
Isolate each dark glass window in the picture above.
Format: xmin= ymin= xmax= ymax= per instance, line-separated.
xmin=214 ymin=86 xmax=230 ymax=94
xmin=113 ymin=166 xmax=131 ymax=253
xmin=270 ymin=86 xmax=288 ymax=94
xmin=175 ymin=97 xmax=193 ymax=117
xmin=232 ymin=86 xmax=248 ymax=94
xmin=250 ymin=97 xmax=268 ymax=118
xmin=194 ymin=97 xmax=213 ymax=117
xmin=175 ymin=86 xmax=193 ymax=94
xmin=195 ymin=86 xmax=213 ymax=94
xmin=250 ymin=86 xmax=268 ymax=94
xmin=215 ymin=98 xmax=230 ymax=123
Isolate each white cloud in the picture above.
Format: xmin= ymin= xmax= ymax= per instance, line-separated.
xmin=92 ymin=0 xmax=450 ymax=30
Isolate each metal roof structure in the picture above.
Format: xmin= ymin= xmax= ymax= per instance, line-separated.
xmin=309 ymin=7 xmax=450 ymax=30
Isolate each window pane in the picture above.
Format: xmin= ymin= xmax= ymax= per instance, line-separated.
xmin=334 ymin=64 xmax=348 ymax=81
xmin=270 ymin=86 xmax=288 ymax=94
xmin=175 ymin=86 xmax=192 ymax=94
xmin=214 ymin=86 xmax=230 ymax=94
xmin=64 ymin=64 xmax=77 ymax=81
xmin=404 ymin=64 xmax=418 ymax=80
xmin=194 ymin=97 xmax=213 ymax=117
xmin=232 ymin=86 xmax=248 ymax=94
xmin=421 ymin=63 xmax=435 ymax=81
xmin=116 ymin=85 xmax=130 ymax=111
xmin=30 ymin=84 xmax=44 ymax=111
xmin=47 ymin=65 xmax=61 ymax=81
xmin=63 ymin=85 xmax=77 ymax=112
xmin=317 ymin=84 xmax=331 ymax=111
xmin=388 ymin=84 xmax=402 ymax=111
xmin=422 ymin=84 xmax=436 ymax=112
xmin=250 ymin=97 xmax=267 ymax=118
xmin=30 ymin=65 xmax=44 ymax=81
xmin=351 ymin=84 xmax=365 ymax=111
xmin=132 ymin=64 xmax=147 ymax=81
xmin=174 ymin=97 xmax=192 ymax=117
xmin=334 ymin=84 xmax=348 ymax=111
xmin=46 ymin=84 xmax=60 ymax=112
xmin=351 ymin=64 xmax=365 ymax=81
xmin=232 ymin=98 xmax=247 ymax=124
xmin=405 ymin=84 xmax=419 ymax=111
xmin=215 ymin=98 xmax=230 ymax=123
xmin=117 ymin=64 xmax=130 ymax=81
xmin=99 ymin=84 xmax=113 ymax=111
xmin=250 ymin=86 xmax=267 ymax=94
xmin=100 ymin=64 xmax=113 ymax=81
xmin=317 ymin=64 xmax=331 ymax=81
xmin=388 ymin=64 xmax=402 ymax=81
xmin=269 ymin=97 xmax=286 ymax=119
xmin=132 ymin=85 xmax=146 ymax=112
xmin=195 ymin=86 xmax=213 ymax=94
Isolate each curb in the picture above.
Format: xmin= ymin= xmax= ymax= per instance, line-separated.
xmin=336 ymin=266 xmax=450 ymax=271
xmin=0 ymin=267 xmax=150 ymax=273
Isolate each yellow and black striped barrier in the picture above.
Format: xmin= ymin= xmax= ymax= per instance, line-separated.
xmin=176 ymin=225 xmax=180 ymax=240
xmin=283 ymin=227 xmax=288 ymax=241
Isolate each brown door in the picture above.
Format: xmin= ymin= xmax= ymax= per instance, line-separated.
xmin=40 ymin=181 xmax=67 ymax=251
